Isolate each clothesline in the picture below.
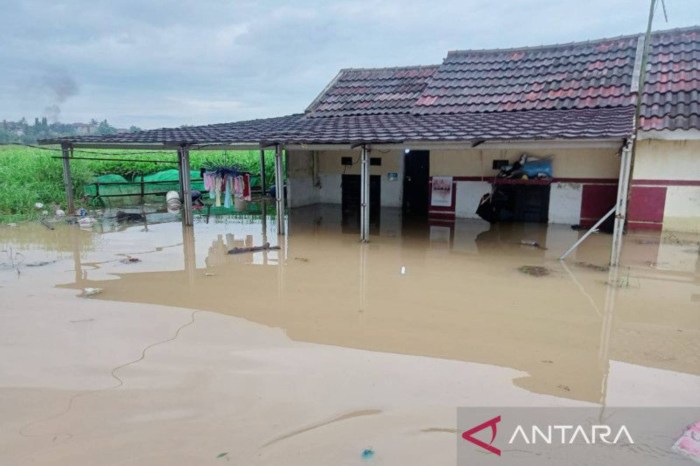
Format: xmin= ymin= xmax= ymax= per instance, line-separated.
xmin=203 ymin=169 xmax=251 ymax=208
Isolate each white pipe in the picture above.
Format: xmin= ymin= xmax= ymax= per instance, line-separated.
xmin=560 ymin=206 xmax=616 ymax=260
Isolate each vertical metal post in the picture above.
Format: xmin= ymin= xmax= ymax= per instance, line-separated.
xmin=140 ymin=172 xmax=145 ymax=203
xmin=61 ymin=144 xmax=75 ymax=214
xmin=610 ymin=140 xmax=633 ymax=266
xmin=360 ymin=145 xmax=370 ymax=242
xmin=259 ymin=149 xmax=267 ymax=195
xmin=182 ymin=223 xmax=196 ymax=285
xmin=179 ymin=145 xmax=194 ymax=226
xmin=274 ymin=144 xmax=285 ymax=235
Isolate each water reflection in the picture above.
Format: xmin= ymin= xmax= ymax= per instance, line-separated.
xmin=3 ymin=204 xmax=699 ymax=406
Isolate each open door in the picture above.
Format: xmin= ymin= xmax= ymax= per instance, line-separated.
xmin=403 ymin=150 xmax=430 ymax=216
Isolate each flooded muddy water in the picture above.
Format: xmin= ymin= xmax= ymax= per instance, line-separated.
xmin=1 ymin=204 xmax=699 ymax=465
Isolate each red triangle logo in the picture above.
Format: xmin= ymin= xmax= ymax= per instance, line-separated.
xmin=462 ymin=415 xmax=502 ymax=456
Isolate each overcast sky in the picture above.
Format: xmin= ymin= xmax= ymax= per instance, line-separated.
xmin=1 ymin=0 xmax=698 ymax=129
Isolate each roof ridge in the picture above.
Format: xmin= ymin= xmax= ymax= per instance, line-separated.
xmin=338 ymin=64 xmax=440 ymax=73
xmin=446 ymin=25 xmax=700 ymax=57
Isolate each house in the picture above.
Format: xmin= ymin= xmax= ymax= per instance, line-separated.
xmin=44 ymin=26 xmax=700 ymax=237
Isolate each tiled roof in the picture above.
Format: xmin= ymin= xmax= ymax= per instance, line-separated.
xmin=413 ymin=35 xmax=640 ymax=114
xmin=305 ymin=66 xmax=439 ymax=117
xmin=42 ymin=26 xmax=699 ymax=147
xmin=640 ymin=27 xmax=700 ymax=131
xmin=47 ymin=106 xmax=634 ymax=146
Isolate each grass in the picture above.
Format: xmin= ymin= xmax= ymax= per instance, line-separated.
xmin=0 ymin=144 xmax=278 ymax=222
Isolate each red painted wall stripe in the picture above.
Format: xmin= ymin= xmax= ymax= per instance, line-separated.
xmin=632 ymin=179 xmax=700 ymax=187
xmin=628 ymin=186 xmax=667 ymax=226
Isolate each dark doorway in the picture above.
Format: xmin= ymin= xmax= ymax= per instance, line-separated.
xmin=341 ymin=174 xmax=381 ymax=232
xmin=403 ymin=150 xmax=430 ymax=216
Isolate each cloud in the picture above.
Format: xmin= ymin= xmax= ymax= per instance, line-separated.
xmin=0 ymin=0 xmax=698 ymax=128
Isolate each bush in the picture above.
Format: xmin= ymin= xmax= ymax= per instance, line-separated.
xmin=0 ymin=145 xmax=277 ymax=221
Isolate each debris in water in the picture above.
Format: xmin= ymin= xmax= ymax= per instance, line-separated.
xmin=7 ymin=223 xmax=17 ymax=227
xmin=116 ymin=211 xmax=146 ymax=222
xmin=672 ymin=420 xmax=700 ymax=463
xmin=40 ymin=218 xmax=55 ymax=230
xmin=216 ymin=452 xmax=229 ymax=460
xmin=361 ymin=448 xmax=375 ymax=460
xmin=78 ymin=217 xmax=97 ymax=229
xmin=228 ymin=242 xmax=280 ymax=255
xmin=70 ymin=318 xmax=95 ymax=323
xmin=518 ymin=265 xmax=550 ymax=277
xmin=204 ymin=272 xmax=215 ymax=277
xmin=82 ymin=287 xmax=103 ymax=297
xmin=120 ymin=256 xmax=141 ymax=264
xmin=293 ymin=257 xmax=309 ymax=262
xmin=541 ymin=360 xmax=554 ymax=364
xmin=55 ymin=209 xmax=66 ymax=217
xmin=557 ymin=384 xmax=571 ymax=392
xmin=26 ymin=260 xmax=56 ymax=267
xmin=519 ymin=239 xmax=547 ymax=250
xmin=574 ymin=261 xmax=609 ymax=272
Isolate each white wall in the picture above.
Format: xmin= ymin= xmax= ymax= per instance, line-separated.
xmin=455 ymin=181 xmax=490 ymax=219
xmin=633 ymin=139 xmax=700 ymax=232
xmin=548 ymin=182 xmax=583 ymax=225
xmin=287 ymin=150 xmax=319 ymax=208
xmin=316 ymin=149 xmax=404 ymax=207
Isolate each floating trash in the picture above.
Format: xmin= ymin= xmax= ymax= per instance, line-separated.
xmin=78 ymin=217 xmax=97 ymax=229
xmin=82 ymin=287 xmax=103 ymax=297
xmin=120 ymin=256 xmax=141 ymax=264
xmin=361 ymin=448 xmax=374 ymax=460
xmin=574 ymin=261 xmax=609 ymax=272
xmin=518 ymin=265 xmax=550 ymax=277
xmin=673 ymin=420 xmax=700 ymax=463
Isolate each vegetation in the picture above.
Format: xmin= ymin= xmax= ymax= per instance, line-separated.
xmin=0 ymin=144 xmax=276 ymax=222
xmin=0 ymin=117 xmax=133 ymax=144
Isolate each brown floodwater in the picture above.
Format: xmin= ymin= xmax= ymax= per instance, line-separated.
xmin=1 ymin=204 xmax=699 ymax=465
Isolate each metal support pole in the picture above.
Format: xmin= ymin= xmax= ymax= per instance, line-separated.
xmin=274 ymin=144 xmax=285 ymax=235
xmin=560 ymin=206 xmax=616 ymax=260
xmin=182 ymin=223 xmax=196 ymax=285
xmin=360 ymin=145 xmax=370 ymax=242
xmin=610 ymin=141 xmax=633 ymax=266
xmin=61 ymin=144 xmax=75 ymax=214
xmin=259 ymin=149 xmax=267 ymax=195
xmin=179 ymin=146 xmax=193 ymax=226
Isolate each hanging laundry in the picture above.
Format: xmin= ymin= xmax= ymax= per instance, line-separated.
xmin=243 ymin=173 xmax=251 ymax=201
xmin=224 ymin=175 xmax=233 ymax=208
xmin=214 ymin=174 xmax=222 ymax=207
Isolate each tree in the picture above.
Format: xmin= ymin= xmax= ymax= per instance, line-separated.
xmin=96 ymin=119 xmax=118 ymax=135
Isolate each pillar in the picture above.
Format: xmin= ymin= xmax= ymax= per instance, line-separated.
xmin=274 ymin=144 xmax=285 ymax=235
xmin=610 ymin=139 xmax=633 ymax=266
xmin=360 ymin=145 xmax=370 ymax=242
xmin=61 ymin=144 xmax=75 ymax=214
xmin=259 ymin=149 xmax=267 ymax=195
xmin=179 ymin=145 xmax=194 ymax=226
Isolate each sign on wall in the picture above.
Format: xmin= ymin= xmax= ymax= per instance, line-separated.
xmin=431 ymin=176 xmax=453 ymax=207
